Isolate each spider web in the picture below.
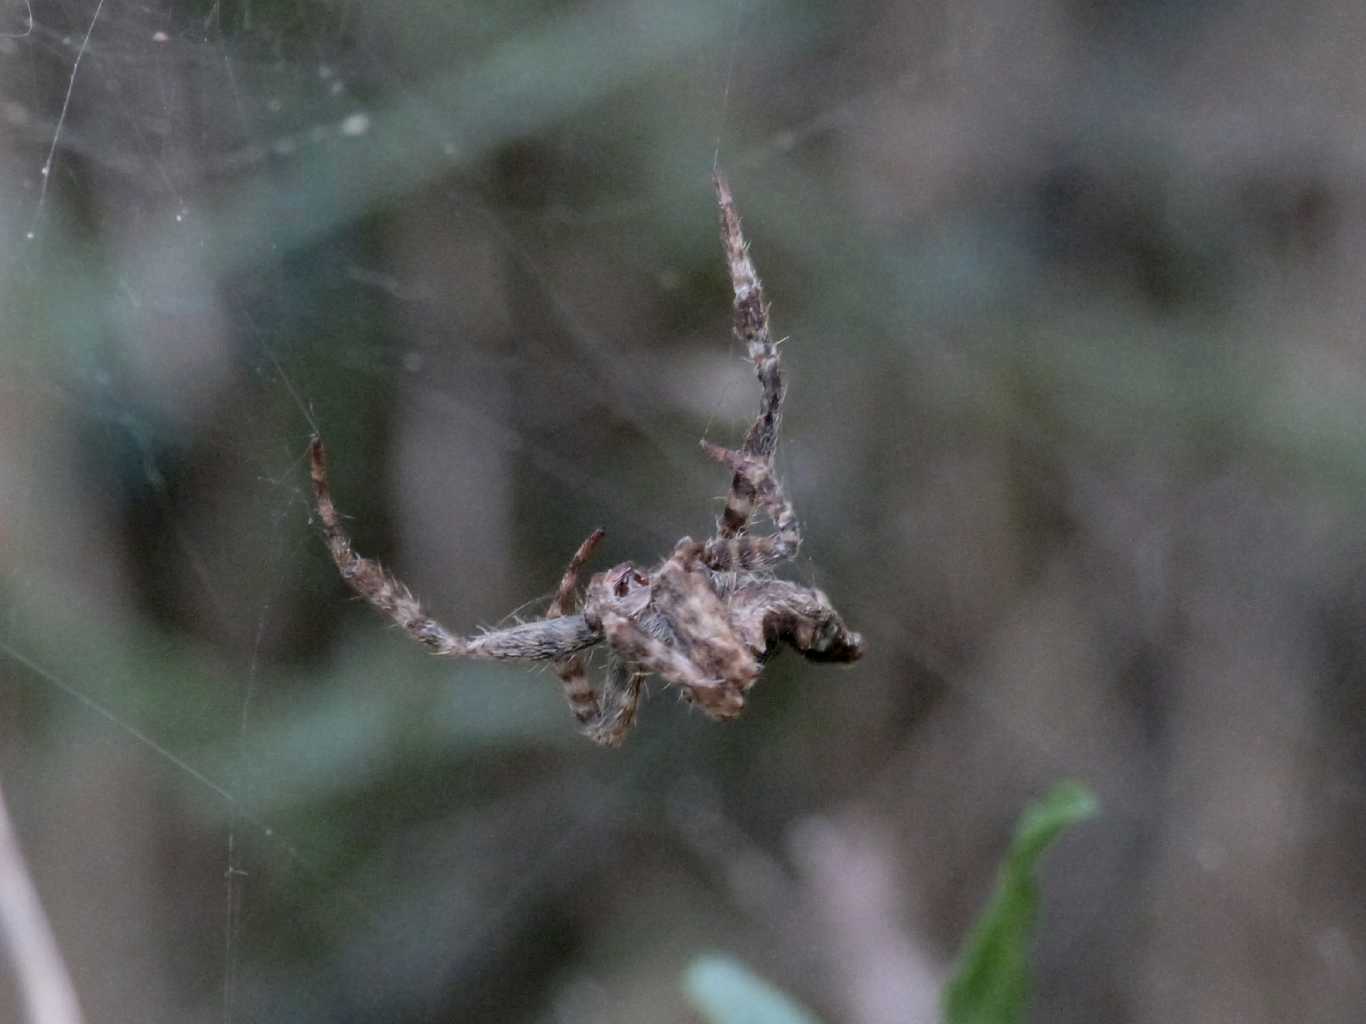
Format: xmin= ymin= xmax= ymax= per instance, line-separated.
xmin=3 ymin=1 xmax=1366 ymax=1023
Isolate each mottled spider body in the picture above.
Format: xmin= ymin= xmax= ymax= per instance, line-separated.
xmin=310 ymin=173 xmax=862 ymax=746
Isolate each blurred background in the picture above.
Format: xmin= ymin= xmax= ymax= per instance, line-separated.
xmin=3 ymin=0 xmax=1366 ymax=1020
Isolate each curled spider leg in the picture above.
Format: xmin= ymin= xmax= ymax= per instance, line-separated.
xmin=546 ymin=531 xmax=653 ymax=747
xmin=714 ymin=171 xmax=783 ymax=462
xmin=702 ymin=439 xmax=761 ymax=539
xmin=546 ymin=529 xmax=620 ymax=742
xmin=600 ymin=612 xmax=745 ymax=721
xmin=549 ymin=648 xmax=646 ymax=748
xmin=580 ymin=661 xmax=647 ymax=748
xmin=310 ymin=435 xmax=469 ymax=654
xmin=602 ymin=539 xmax=755 ymax=720
xmin=729 ymin=579 xmax=865 ymax=664
xmin=311 ymin=435 xmax=598 ymax=659
xmin=699 ymin=443 xmax=801 ymax=570
xmin=655 ymin=539 xmax=762 ymax=686
xmin=708 ymin=172 xmax=797 ymax=556
xmin=548 ymin=529 xmax=606 ymax=620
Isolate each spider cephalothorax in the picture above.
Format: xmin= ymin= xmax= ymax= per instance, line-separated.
xmin=310 ymin=172 xmax=863 ymax=746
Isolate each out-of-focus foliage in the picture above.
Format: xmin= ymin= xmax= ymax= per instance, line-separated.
xmin=684 ymin=955 xmax=825 ymax=1024
xmin=681 ymin=783 xmax=1096 ymax=1024
xmin=943 ymin=782 xmax=1099 ymax=1024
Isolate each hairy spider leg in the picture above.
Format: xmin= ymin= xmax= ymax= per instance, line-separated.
xmin=714 ymin=171 xmax=783 ymax=461
xmin=600 ymin=612 xmax=745 ymax=721
xmin=581 ymin=661 xmax=646 ymax=747
xmin=545 ymin=531 xmax=654 ymax=747
xmin=699 ymin=444 xmax=801 ymax=571
xmin=730 ymin=579 xmax=865 ymax=664
xmin=548 ymin=529 xmax=606 ymax=619
xmin=310 ymin=435 xmax=468 ymax=655
xmin=654 ymin=540 xmax=761 ymax=686
xmin=310 ymin=435 xmax=598 ymax=660
xmin=543 ymin=532 xmax=614 ymax=742
xmin=708 ymin=173 xmax=799 ymax=563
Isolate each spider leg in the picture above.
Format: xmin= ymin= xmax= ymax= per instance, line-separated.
xmin=655 ymin=540 xmax=762 ymax=685
xmin=698 ymin=443 xmax=801 ymax=571
xmin=707 ymin=172 xmax=800 ymax=560
xmin=600 ymin=612 xmax=745 ymax=721
xmin=543 ymin=649 xmax=647 ymax=747
xmin=310 ymin=435 xmax=468 ymax=654
xmin=579 ymin=661 xmax=647 ymax=748
xmin=715 ymin=171 xmax=783 ymax=463
xmin=547 ymin=649 xmax=599 ymax=730
xmin=545 ymin=529 xmax=618 ymax=739
xmin=732 ymin=579 xmax=864 ymax=664
xmin=542 ymin=530 xmax=651 ymax=745
xmin=310 ymin=435 xmax=599 ymax=660
xmin=548 ymin=529 xmax=606 ymax=619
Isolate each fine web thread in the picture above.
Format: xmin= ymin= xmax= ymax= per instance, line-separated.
xmin=0 ymin=638 xmax=328 ymax=883
xmin=711 ymin=0 xmax=746 ymax=173
xmin=9 ymin=2 xmax=779 ymax=1015
xmin=702 ymin=0 xmax=751 ymax=452
xmin=26 ymin=0 xmax=107 ymax=241
xmin=0 ymin=0 xmax=32 ymax=38
xmin=218 ymin=343 xmax=323 ymax=1024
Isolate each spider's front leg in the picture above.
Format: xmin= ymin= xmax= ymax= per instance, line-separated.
xmin=310 ymin=435 xmax=470 ymax=655
xmin=714 ymin=171 xmax=783 ymax=464
xmin=310 ymin=435 xmax=598 ymax=660
xmin=702 ymin=173 xmax=802 ymax=572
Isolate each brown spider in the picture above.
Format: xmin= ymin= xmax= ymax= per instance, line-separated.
xmin=309 ymin=172 xmax=863 ymax=746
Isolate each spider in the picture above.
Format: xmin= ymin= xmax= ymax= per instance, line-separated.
xmin=309 ymin=172 xmax=863 ymax=746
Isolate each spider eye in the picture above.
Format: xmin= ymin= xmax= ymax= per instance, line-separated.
xmin=613 ymin=569 xmax=648 ymax=597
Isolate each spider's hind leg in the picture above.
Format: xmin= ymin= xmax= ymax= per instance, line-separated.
xmin=311 ymin=436 xmax=601 ymax=661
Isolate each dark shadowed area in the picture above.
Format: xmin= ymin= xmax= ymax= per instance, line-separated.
xmin=3 ymin=1 xmax=1365 ymax=1021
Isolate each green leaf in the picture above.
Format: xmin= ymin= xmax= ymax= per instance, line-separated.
xmin=683 ymin=954 xmax=825 ymax=1024
xmin=942 ymin=780 xmax=1099 ymax=1024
